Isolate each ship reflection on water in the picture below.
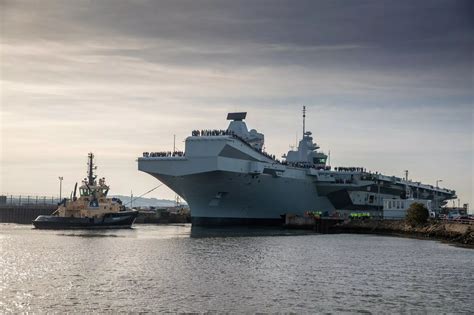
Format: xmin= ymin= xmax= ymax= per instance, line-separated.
xmin=1 ymin=223 xmax=472 ymax=313
xmin=190 ymin=225 xmax=316 ymax=238
xmin=42 ymin=224 xmax=316 ymax=239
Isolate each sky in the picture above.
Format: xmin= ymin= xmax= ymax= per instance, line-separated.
xmin=0 ymin=0 xmax=472 ymax=208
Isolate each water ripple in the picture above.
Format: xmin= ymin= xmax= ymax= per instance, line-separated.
xmin=0 ymin=224 xmax=473 ymax=313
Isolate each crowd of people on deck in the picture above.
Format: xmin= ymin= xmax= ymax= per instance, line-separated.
xmin=191 ymin=129 xmax=280 ymax=162
xmin=315 ymin=165 xmax=331 ymax=170
xmin=145 ymin=130 xmax=371 ymax=173
xmin=192 ymin=129 xmax=233 ymax=136
xmin=280 ymin=161 xmax=331 ymax=170
xmin=260 ymin=151 xmax=278 ymax=162
xmin=142 ymin=151 xmax=185 ymax=158
xmin=334 ymin=167 xmax=365 ymax=172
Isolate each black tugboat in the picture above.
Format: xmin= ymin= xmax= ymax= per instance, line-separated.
xmin=33 ymin=153 xmax=138 ymax=229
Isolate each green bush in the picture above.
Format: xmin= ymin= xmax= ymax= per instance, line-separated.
xmin=406 ymin=203 xmax=429 ymax=226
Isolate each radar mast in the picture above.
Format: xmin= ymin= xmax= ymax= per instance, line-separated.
xmin=302 ymin=106 xmax=306 ymax=137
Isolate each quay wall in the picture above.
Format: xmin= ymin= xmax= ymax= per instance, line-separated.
xmin=284 ymin=214 xmax=344 ymax=233
xmin=336 ymin=220 xmax=473 ymax=247
xmin=0 ymin=205 xmax=56 ymax=224
xmin=135 ymin=211 xmax=190 ymax=224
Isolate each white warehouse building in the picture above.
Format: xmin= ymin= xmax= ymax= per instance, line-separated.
xmin=383 ymin=198 xmax=432 ymax=220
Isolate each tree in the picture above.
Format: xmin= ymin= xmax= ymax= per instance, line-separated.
xmin=406 ymin=203 xmax=429 ymax=226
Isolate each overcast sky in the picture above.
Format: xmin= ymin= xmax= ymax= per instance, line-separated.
xmin=1 ymin=0 xmax=472 ymax=207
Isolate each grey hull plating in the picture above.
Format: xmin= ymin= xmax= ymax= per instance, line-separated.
xmin=151 ymin=170 xmax=335 ymax=222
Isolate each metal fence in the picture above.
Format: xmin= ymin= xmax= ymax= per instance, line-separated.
xmin=0 ymin=195 xmax=61 ymax=207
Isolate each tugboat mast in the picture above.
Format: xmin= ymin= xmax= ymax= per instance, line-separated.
xmin=87 ymin=153 xmax=95 ymax=186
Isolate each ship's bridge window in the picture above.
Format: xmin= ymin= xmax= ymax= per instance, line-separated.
xmin=313 ymin=157 xmax=327 ymax=164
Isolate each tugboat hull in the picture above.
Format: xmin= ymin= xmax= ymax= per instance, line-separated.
xmin=33 ymin=211 xmax=139 ymax=229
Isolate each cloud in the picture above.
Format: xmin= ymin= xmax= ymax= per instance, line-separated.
xmin=0 ymin=0 xmax=472 ymax=205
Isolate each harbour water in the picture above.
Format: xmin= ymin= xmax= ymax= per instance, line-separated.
xmin=1 ymin=224 xmax=472 ymax=313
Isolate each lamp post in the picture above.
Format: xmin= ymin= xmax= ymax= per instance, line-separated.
xmin=58 ymin=176 xmax=63 ymax=200
xmin=436 ymin=179 xmax=442 ymax=188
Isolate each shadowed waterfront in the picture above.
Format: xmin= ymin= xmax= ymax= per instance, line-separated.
xmin=1 ymin=224 xmax=473 ymax=313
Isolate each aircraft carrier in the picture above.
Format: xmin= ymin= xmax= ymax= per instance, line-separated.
xmin=138 ymin=109 xmax=456 ymax=225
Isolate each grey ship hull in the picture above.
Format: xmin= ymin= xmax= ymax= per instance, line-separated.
xmin=139 ymin=136 xmax=455 ymax=225
xmin=151 ymin=170 xmax=334 ymax=225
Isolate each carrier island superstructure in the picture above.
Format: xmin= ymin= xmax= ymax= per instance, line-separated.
xmin=138 ymin=110 xmax=456 ymax=225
